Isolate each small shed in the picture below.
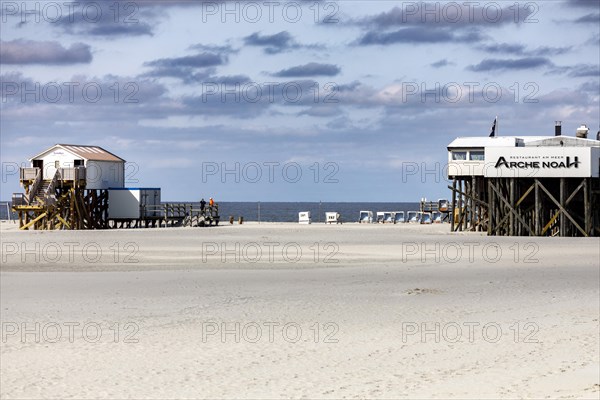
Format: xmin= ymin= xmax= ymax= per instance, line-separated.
xmin=29 ymin=144 xmax=125 ymax=189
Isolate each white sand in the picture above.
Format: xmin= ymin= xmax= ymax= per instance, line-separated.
xmin=1 ymin=222 xmax=599 ymax=399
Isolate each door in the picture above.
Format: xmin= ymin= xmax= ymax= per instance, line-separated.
xmin=32 ymin=160 xmax=43 ymax=179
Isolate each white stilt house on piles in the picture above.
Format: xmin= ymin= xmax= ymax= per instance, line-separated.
xmin=448 ymin=124 xmax=600 ymax=237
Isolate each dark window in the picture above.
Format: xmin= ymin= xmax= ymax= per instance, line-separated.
xmin=469 ymin=151 xmax=484 ymax=161
xmin=452 ymin=151 xmax=467 ymax=161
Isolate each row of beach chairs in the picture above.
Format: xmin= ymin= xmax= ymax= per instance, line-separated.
xmin=359 ymin=211 xmax=445 ymax=224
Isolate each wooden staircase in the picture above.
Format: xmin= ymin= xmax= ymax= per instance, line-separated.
xmin=32 ymin=180 xmax=52 ymax=203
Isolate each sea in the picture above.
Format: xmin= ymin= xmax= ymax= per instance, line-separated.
xmin=0 ymin=201 xmax=421 ymax=222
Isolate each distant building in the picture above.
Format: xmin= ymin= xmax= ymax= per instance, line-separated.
xmin=446 ymin=124 xmax=600 ymax=237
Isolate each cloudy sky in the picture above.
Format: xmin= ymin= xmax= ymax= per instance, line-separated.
xmin=1 ymin=0 xmax=598 ymax=201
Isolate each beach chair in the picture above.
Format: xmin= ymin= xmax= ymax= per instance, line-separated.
xmin=298 ymin=211 xmax=311 ymax=224
xmin=393 ymin=211 xmax=405 ymax=223
xmin=359 ymin=211 xmax=373 ymax=223
xmin=326 ymin=212 xmax=341 ymax=224
xmin=407 ymin=211 xmax=419 ymax=223
xmin=383 ymin=212 xmax=393 ymax=223
xmin=420 ymin=212 xmax=432 ymax=224
xmin=376 ymin=212 xmax=385 ymax=223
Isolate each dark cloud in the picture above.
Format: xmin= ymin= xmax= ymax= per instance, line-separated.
xmin=478 ymin=43 xmax=571 ymax=57
xmin=569 ymin=0 xmax=600 ymax=8
xmin=336 ymin=81 xmax=362 ymax=92
xmin=272 ymin=63 xmax=341 ymax=77
xmin=143 ymin=52 xmax=228 ymax=82
xmin=52 ymin=2 xmax=156 ymax=37
xmin=189 ymin=44 xmax=238 ymax=54
xmin=243 ymin=31 xmax=322 ymax=54
xmin=146 ymin=53 xmax=225 ymax=69
xmin=0 ymin=40 xmax=92 ymax=65
xmin=354 ymin=3 xmax=536 ymax=28
xmin=574 ymin=13 xmax=600 ymax=23
xmin=431 ymin=59 xmax=454 ymax=68
xmin=357 ymin=27 xmax=484 ymax=45
xmin=586 ymin=33 xmax=600 ymax=46
xmin=467 ymin=57 xmax=553 ymax=72
xmin=205 ymin=75 xmax=253 ymax=85
xmin=566 ymin=64 xmax=599 ymax=78
xmin=244 ymin=31 xmax=298 ymax=54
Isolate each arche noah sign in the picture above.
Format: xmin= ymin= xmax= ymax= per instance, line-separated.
xmin=484 ymin=147 xmax=595 ymax=178
xmin=494 ymin=156 xmax=580 ymax=170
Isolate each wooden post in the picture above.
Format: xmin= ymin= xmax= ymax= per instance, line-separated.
xmin=458 ymin=179 xmax=463 ymax=231
xmin=534 ymin=179 xmax=541 ymax=236
xmin=560 ymin=178 xmax=566 ymax=236
xmin=509 ymin=178 xmax=515 ymax=236
xmin=451 ymin=178 xmax=457 ymax=232
xmin=487 ymin=179 xmax=493 ymax=235
xmin=583 ymin=178 xmax=590 ymax=236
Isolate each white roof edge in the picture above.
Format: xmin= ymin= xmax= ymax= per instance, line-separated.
xmin=28 ymin=144 xmax=77 ymax=161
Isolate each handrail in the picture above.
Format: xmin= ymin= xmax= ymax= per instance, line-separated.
xmin=20 ymin=167 xmax=39 ymax=181
xmin=25 ymin=169 xmax=42 ymax=204
xmin=45 ymin=170 xmax=59 ymax=200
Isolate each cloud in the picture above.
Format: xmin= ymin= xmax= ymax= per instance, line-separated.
xmin=143 ymin=52 xmax=228 ymax=82
xmin=146 ymin=53 xmax=225 ymax=69
xmin=356 ymin=27 xmax=485 ymax=45
xmin=565 ymin=64 xmax=600 ymax=78
xmin=478 ymin=43 xmax=571 ymax=57
xmin=354 ymin=3 xmax=536 ymax=28
xmin=569 ymin=0 xmax=600 ymax=8
xmin=189 ymin=44 xmax=238 ymax=54
xmin=244 ymin=31 xmax=298 ymax=54
xmin=243 ymin=31 xmax=321 ymax=54
xmin=574 ymin=13 xmax=600 ymax=23
xmin=431 ymin=59 xmax=454 ymax=68
xmin=467 ymin=57 xmax=553 ymax=72
xmin=53 ymin=2 xmax=155 ymax=37
xmin=272 ymin=63 xmax=341 ymax=77
xmin=0 ymin=40 xmax=92 ymax=65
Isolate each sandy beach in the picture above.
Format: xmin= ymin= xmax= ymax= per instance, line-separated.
xmin=1 ymin=221 xmax=599 ymax=399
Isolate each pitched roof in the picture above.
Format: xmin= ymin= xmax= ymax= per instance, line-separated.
xmin=30 ymin=144 xmax=125 ymax=162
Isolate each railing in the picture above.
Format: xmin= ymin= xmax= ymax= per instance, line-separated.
xmin=44 ymin=170 xmax=59 ymax=206
xmin=25 ymin=169 xmax=42 ymax=204
xmin=11 ymin=194 xmax=25 ymax=207
xmin=20 ymin=167 xmax=39 ymax=181
xmin=59 ymin=166 xmax=86 ymax=181
xmin=140 ymin=203 xmax=220 ymax=219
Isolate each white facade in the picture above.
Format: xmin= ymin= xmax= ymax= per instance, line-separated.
xmin=448 ymin=135 xmax=600 ymax=178
xmin=29 ymin=144 xmax=125 ymax=189
xmin=485 ymin=146 xmax=599 ymax=178
xmin=108 ymin=188 xmax=161 ymax=219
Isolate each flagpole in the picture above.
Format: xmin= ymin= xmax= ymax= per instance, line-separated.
xmin=496 ymin=115 xmax=498 ymax=137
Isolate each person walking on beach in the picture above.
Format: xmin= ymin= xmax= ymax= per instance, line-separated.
xmin=200 ymin=198 xmax=206 ymax=211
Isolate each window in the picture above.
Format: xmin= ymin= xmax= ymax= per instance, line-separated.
xmin=452 ymin=151 xmax=467 ymax=160
xmin=469 ymin=151 xmax=484 ymax=161
xmin=54 ymin=160 xmax=59 ymax=168
xmin=74 ymin=159 xmax=84 ymax=166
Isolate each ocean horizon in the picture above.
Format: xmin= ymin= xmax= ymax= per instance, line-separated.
xmin=0 ymin=201 xmax=421 ymax=222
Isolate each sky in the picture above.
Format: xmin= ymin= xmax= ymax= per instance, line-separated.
xmin=1 ymin=0 xmax=598 ymax=201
